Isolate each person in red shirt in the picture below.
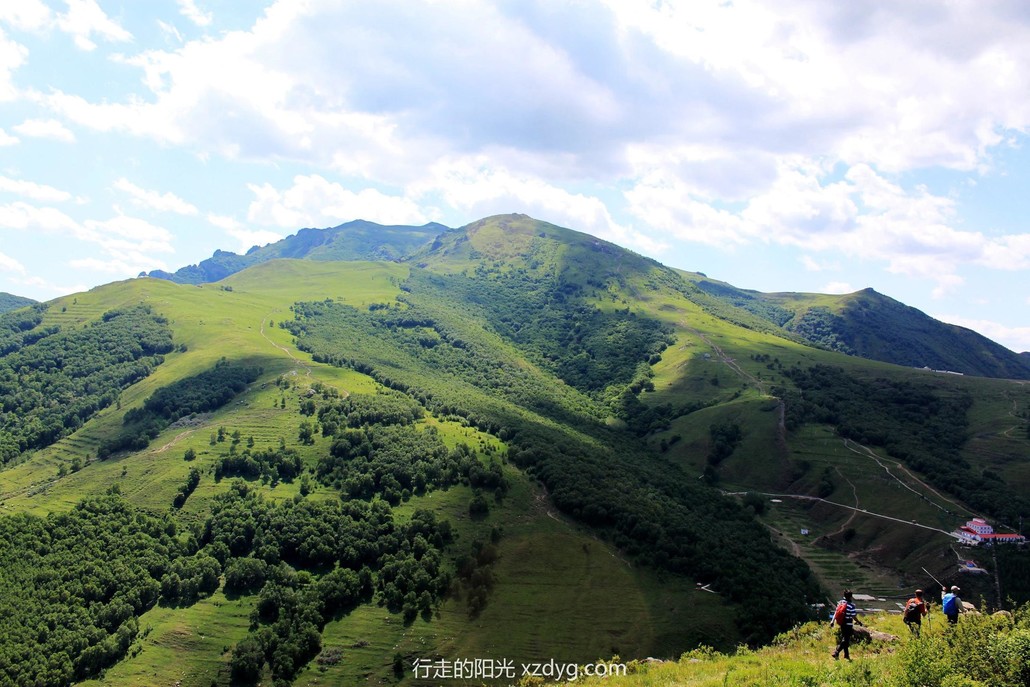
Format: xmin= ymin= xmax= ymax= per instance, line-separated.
xmin=903 ymin=589 xmax=928 ymax=636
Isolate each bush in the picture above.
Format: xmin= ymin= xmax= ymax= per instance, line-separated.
xmin=224 ymin=557 xmax=269 ymax=595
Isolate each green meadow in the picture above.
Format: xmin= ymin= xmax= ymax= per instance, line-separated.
xmin=1 ymin=216 xmax=1028 ymax=686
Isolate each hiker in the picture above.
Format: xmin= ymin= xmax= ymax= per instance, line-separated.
xmin=830 ymin=589 xmax=864 ymax=660
xmin=903 ymin=589 xmax=928 ymax=636
xmin=941 ymin=585 xmax=962 ymax=624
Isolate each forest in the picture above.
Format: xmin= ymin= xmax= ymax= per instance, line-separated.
xmin=779 ymin=364 xmax=1030 ymax=524
xmin=99 ymin=360 xmax=261 ymax=459
xmin=284 ymin=267 xmax=823 ymax=643
xmin=0 ymin=304 xmax=174 ymax=465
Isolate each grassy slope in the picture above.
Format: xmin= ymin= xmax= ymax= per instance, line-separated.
xmin=2 ymin=219 xmax=1027 ymax=684
xmin=632 ymin=277 xmax=1030 ymax=606
xmin=0 ymin=260 xmax=725 ymax=686
xmin=562 ymin=610 xmax=1029 ymax=687
xmin=417 ymin=216 xmax=1028 ymax=612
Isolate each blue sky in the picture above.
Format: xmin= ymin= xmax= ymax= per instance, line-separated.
xmin=1 ymin=1 xmax=1029 ymax=352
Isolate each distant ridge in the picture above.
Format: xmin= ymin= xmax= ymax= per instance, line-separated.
xmin=146 ymin=213 xmax=1029 ymax=380
xmin=688 ymin=276 xmax=1030 ymax=379
xmin=145 ymin=219 xmax=449 ymax=284
xmin=0 ymin=292 xmax=35 ymax=314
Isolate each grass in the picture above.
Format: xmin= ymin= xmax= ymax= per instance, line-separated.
xmin=0 ymin=262 xmax=730 ymax=685
xmin=77 ymin=590 xmax=257 ymax=687
xmin=563 ymin=608 xmax=1030 ymax=687
xmin=3 ymin=253 xmax=1028 ymax=686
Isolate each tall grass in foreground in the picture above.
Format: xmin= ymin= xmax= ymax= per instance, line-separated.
xmin=556 ymin=604 xmax=1030 ymax=687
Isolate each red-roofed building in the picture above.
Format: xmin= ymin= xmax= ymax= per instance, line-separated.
xmin=955 ymin=518 xmax=1025 ymax=546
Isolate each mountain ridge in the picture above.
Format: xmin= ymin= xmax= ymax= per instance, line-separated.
xmin=145 ymin=219 xmax=448 ymax=284
xmin=0 ymin=291 xmax=35 ymax=314
xmin=141 ymin=213 xmax=1029 ymax=380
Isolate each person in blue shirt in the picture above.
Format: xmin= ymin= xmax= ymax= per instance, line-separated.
xmin=942 ymin=585 xmax=962 ymax=624
xmin=831 ymin=589 xmax=864 ymax=660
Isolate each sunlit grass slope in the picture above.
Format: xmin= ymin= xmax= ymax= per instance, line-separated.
xmin=2 ymin=215 xmax=1028 ymax=686
xmin=565 ymin=608 xmax=1030 ymax=687
xmin=0 ymin=257 xmax=727 ymax=686
xmin=1 ymin=260 xmax=405 ymax=515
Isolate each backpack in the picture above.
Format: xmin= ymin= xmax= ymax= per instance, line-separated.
xmin=903 ymin=599 xmax=921 ymax=623
xmin=942 ymin=594 xmax=958 ymax=615
xmin=832 ymin=600 xmax=848 ymax=625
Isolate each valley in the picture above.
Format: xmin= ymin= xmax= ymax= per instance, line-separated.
xmin=0 ymin=215 xmax=1027 ymax=686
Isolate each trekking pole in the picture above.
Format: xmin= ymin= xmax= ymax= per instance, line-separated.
xmin=922 ymin=567 xmax=941 ymax=631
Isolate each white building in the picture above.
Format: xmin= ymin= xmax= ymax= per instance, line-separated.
xmin=955 ymin=518 xmax=1025 ymax=545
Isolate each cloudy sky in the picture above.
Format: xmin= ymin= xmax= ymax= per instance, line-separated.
xmin=2 ymin=1 xmax=1029 ymax=352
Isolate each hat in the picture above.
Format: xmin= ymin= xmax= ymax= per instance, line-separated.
xmin=951 ymin=586 xmax=961 ymax=592
xmin=915 ymin=589 xmax=923 ymax=595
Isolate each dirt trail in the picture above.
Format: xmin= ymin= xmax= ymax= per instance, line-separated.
xmin=723 ymin=489 xmax=957 ymax=537
xmin=682 ymin=324 xmax=767 ymax=395
xmin=152 ymin=429 xmax=196 ymax=454
xmin=825 ymin=466 xmax=859 ymax=538
xmin=842 ymin=438 xmax=967 ymax=516
xmin=260 ymin=314 xmax=312 ymax=378
xmin=531 ymin=484 xmax=631 ymax=568
xmin=763 ymin=522 xmax=803 ymax=558
xmin=1001 ymin=399 xmax=1026 ymax=438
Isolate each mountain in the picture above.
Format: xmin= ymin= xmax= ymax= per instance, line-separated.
xmin=156 ymin=217 xmax=1027 ymax=382
xmin=1 ymin=214 xmax=1028 ymax=687
xmin=0 ymin=292 xmax=35 ymax=313
xmin=145 ymin=219 xmax=448 ymax=283
xmin=688 ymin=276 xmax=1030 ymax=379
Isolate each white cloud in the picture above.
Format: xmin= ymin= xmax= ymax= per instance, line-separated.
xmin=82 ymin=214 xmax=174 ymax=251
xmin=70 ymin=256 xmax=167 ymax=274
xmin=0 ymin=200 xmax=80 ymax=233
xmin=416 ymin=156 xmax=665 ymax=255
xmin=0 ymin=127 xmax=17 ymax=145
xmin=247 ymin=174 xmax=428 ymax=228
xmin=801 ymin=255 xmax=839 ymax=272
xmin=628 ymin=159 xmax=1030 ymax=297
xmin=206 ymin=213 xmax=239 ymax=231
xmin=14 ymin=0 xmax=1030 ymax=306
xmin=113 ymin=177 xmax=198 ymax=215
xmin=935 ymin=314 xmax=1030 ymax=353
xmin=0 ymin=250 xmax=26 ymax=274
xmin=13 ymin=118 xmax=75 ymax=142
xmin=157 ymin=20 xmax=184 ymax=45
xmin=0 ymin=26 xmax=28 ymax=102
xmin=27 ymin=0 xmax=1030 ymax=181
xmin=978 ymin=233 xmax=1030 ymax=271
xmin=176 ymin=0 xmax=212 ymax=28
xmin=56 ymin=0 xmax=132 ymax=51
xmin=625 ymin=171 xmax=755 ymax=248
xmin=14 ymin=274 xmax=89 ymax=296
xmin=603 ymin=0 xmax=1030 ymax=173
xmin=207 ymin=213 xmax=284 ymax=252
xmin=822 ymin=281 xmax=854 ymax=295
xmin=0 ymin=2 xmax=52 ymax=31
xmin=2 ymin=199 xmax=175 ymax=279
xmin=0 ymin=175 xmax=72 ymax=202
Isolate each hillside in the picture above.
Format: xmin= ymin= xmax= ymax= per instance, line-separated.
xmin=0 ymin=214 xmax=1028 ymax=687
xmin=0 ymin=291 xmax=35 ymax=313
xmin=688 ymin=276 xmax=1030 ymax=379
xmin=146 ymin=219 xmax=447 ymax=283
xmin=154 ymin=217 xmax=1028 ymax=381
xmin=562 ymin=607 xmax=1030 ymax=687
